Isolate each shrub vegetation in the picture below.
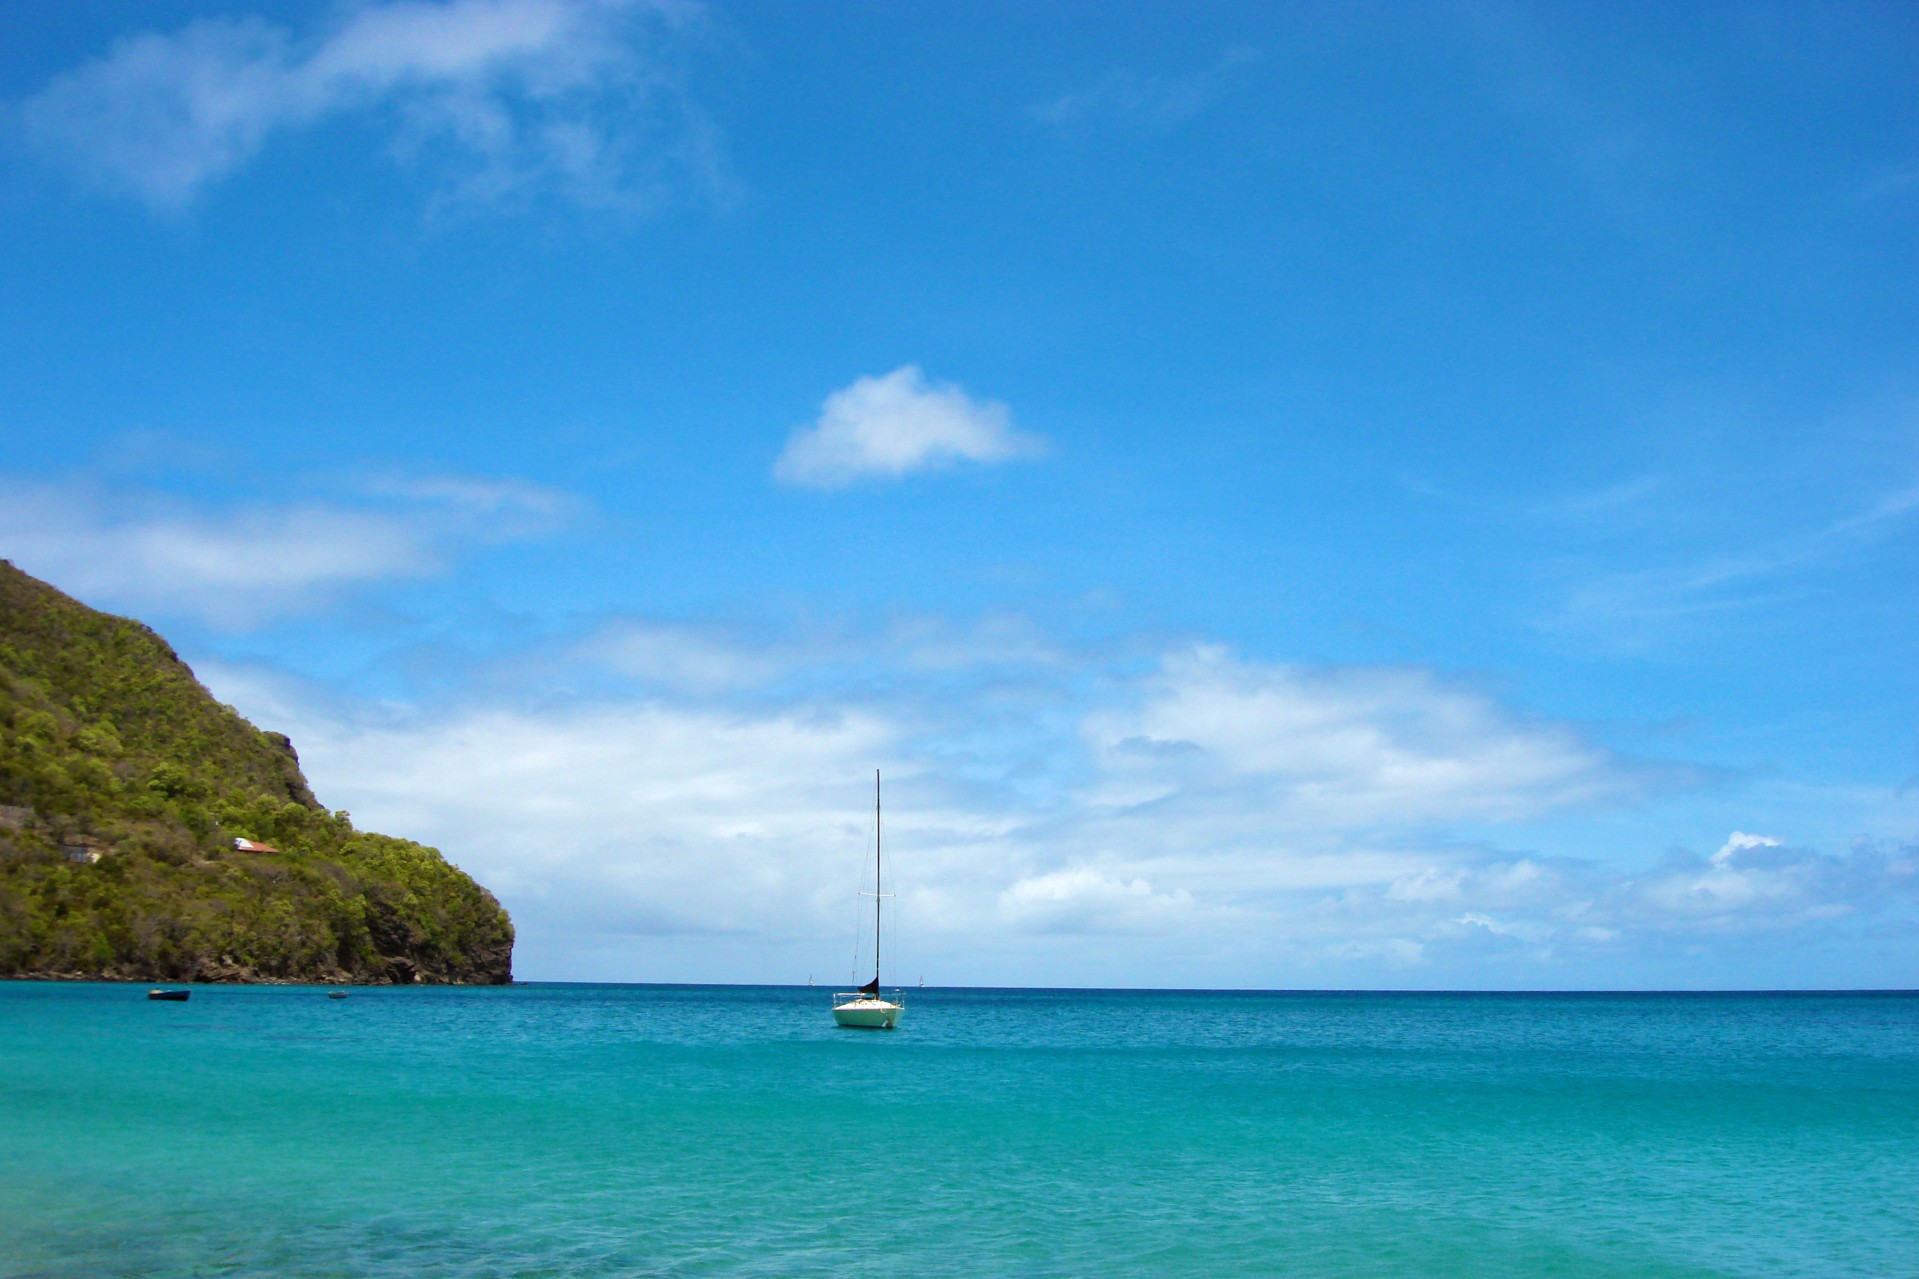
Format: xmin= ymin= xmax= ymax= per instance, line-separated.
xmin=0 ymin=561 xmax=512 ymax=983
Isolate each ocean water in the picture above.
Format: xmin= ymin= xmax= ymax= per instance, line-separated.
xmin=1 ymin=984 xmax=1913 ymax=1278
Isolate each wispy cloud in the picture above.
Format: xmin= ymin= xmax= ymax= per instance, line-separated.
xmin=1446 ymin=1 xmax=1674 ymax=229
xmin=1528 ymin=474 xmax=1667 ymax=519
xmin=0 ymin=473 xmax=577 ymax=627
xmin=774 ymin=366 xmax=1045 ymax=490
xmin=1540 ymin=476 xmax=1919 ymax=650
xmin=573 ymin=608 xmax=1065 ymax=697
xmin=1848 ymin=159 xmax=1919 ymax=211
xmin=1033 ymin=47 xmax=1260 ymax=133
xmin=17 ymin=0 xmax=727 ymax=212
xmin=578 ymin=619 xmax=790 ymax=694
xmin=1829 ymin=481 xmax=1919 ymax=534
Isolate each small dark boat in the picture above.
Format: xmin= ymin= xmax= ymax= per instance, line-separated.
xmin=327 ymin=990 xmax=349 ymax=999
xmin=147 ymin=989 xmax=190 ymax=1002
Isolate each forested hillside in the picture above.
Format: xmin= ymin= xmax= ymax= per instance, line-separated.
xmin=0 ymin=560 xmax=512 ymax=983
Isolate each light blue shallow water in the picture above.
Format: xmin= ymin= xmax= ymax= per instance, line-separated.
xmin=2 ymin=984 xmax=1914 ymax=1278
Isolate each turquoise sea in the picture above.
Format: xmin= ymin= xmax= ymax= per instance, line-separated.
xmin=2 ymin=984 xmax=1914 ymax=1277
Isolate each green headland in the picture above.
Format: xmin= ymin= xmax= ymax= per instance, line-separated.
xmin=0 ymin=561 xmax=512 ymax=984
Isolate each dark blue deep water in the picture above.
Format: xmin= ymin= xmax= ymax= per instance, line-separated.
xmin=2 ymin=984 xmax=1914 ymax=1277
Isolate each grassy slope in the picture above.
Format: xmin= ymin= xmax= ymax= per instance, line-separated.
xmin=0 ymin=561 xmax=512 ymax=983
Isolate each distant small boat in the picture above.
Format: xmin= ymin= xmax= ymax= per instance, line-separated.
xmin=147 ymin=989 xmax=190 ymax=1001
xmin=327 ymin=990 xmax=349 ymax=999
xmin=833 ymin=771 xmax=903 ymax=1031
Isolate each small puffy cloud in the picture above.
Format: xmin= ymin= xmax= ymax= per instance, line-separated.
xmin=774 ymin=366 xmax=1045 ymax=489
xmin=0 ymin=473 xmax=574 ymax=627
xmin=17 ymin=0 xmax=724 ymax=211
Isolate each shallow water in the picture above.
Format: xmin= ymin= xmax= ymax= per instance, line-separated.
xmin=2 ymin=983 xmax=1914 ymax=1277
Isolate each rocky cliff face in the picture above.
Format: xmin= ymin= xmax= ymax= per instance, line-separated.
xmin=0 ymin=560 xmax=513 ymax=984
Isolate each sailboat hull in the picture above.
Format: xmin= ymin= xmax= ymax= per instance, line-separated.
xmin=832 ymin=998 xmax=902 ymax=1030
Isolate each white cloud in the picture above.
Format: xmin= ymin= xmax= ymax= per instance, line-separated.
xmin=774 ymin=366 xmax=1045 ymax=489
xmin=18 ymin=0 xmax=724 ymax=211
xmin=1712 ymin=830 xmax=1780 ymax=865
xmin=997 ymin=865 xmax=1194 ymax=934
xmin=229 ymin=684 xmax=918 ymax=960
xmin=197 ymin=635 xmax=1917 ymax=986
xmin=1368 ymin=833 xmax=1919 ymax=952
xmin=0 ymin=474 xmax=574 ymax=627
xmin=1624 ymin=832 xmax=1900 ymax=927
xmin=1083 ymin=646 xmax=1639 ymax=826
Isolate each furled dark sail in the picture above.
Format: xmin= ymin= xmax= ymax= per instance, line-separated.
xmin=858 ymin=977 xmax=880 ymax=997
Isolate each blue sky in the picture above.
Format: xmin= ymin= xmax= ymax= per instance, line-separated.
xmin=3 ymin=0 xmax=1916 ymax=987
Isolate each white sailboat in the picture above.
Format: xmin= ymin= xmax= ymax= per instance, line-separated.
xmin=833 ymin=771 xmax=904 ymax=1030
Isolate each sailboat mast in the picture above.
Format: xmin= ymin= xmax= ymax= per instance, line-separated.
xmin=874 ymin=769 xmax=882 ymax=987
